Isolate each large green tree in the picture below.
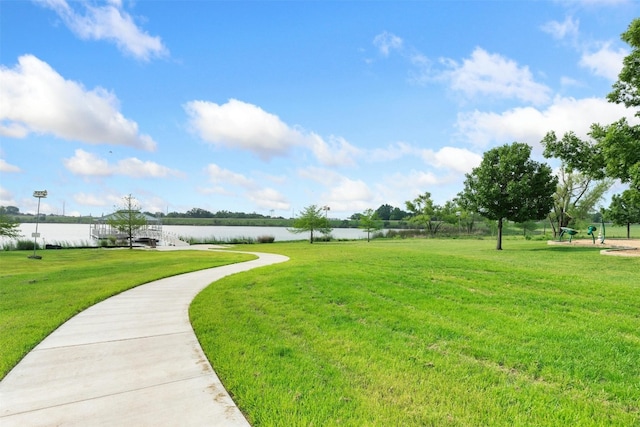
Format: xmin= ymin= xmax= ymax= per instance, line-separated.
xmin=108 ymin=194 xmax=147 ymax=249
xmin=460 ymin=142 xmax=557 ymax=250
xmin=541 ymin=162 xmax=612 ymax=237
xmin=607 ymin=189 xmax=640 ymax=238
xmin=608 ymin=18 xmax=640 ymax=112
xmin=290 ymin=204 xmax=332 ymax=243
xmin=544 ymin=19 xmax=640 ymax=193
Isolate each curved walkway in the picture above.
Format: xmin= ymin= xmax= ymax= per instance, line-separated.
xmin=0 ymin=248 xmax=289 ymax=426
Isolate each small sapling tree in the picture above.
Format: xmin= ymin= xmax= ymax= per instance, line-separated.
xmin=290 ymin=204 xmax=332 ymax=243
xmin=358 ymin=208 xmax=382 ymax=242
xmin=108 ymin=194 xmax=147 ymax=249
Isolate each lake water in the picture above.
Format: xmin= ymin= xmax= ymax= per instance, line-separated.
xmin=3 ymin=223 xmax=376 ymax=246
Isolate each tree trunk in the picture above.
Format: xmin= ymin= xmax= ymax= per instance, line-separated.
xmin=547 ymin=215 xmax=557 ymax=238
xmin=496 ymin=218 xmax=503 ymax=250
xmin=310 ymin=229 xmax=314 ymax=244
xmin=628 ymin=222 xmax=631 ymax=239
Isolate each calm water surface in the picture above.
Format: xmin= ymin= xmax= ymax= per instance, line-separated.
xmin=4 ymin=223 xmax=373 ymax=246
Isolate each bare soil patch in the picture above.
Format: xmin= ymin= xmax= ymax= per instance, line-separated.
xmin=548 ymin=238 xmax=640 ymax=257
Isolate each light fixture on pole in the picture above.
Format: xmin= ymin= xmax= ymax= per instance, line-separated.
xmin=29 ymin=190 xmax=47 ymax=259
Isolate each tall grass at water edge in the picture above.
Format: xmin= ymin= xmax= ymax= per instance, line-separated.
xmin=191 ymin=239 xmax=640 ymax=426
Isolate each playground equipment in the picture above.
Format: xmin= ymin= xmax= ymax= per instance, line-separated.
xmin=598 ymin=219 xmax=606 ymax=244
xmin=560 ymin=222 xmax=606 ymax=244
xmin=559 ymin=227 xmax=578 ymax=242
xmin=587 ymin=225 xmax=597 ymax=244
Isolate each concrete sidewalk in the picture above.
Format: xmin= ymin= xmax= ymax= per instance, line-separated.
xmin=0 ymin=248 xmax=289 ymax=426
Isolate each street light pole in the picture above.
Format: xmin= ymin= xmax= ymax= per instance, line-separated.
xmin=29 ymin=190 xmax=47 ymax=259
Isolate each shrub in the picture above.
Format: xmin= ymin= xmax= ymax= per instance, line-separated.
xmin=257 ymin=235 xmax=275 ymax=243
xmin=15 ymin=240 xmax=39 ymax=251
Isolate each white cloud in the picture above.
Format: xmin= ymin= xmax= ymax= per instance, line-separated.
xmin=115 ymin=158 xmax=184 ymax=178
xmin=35 ymin=0 xmax=168 ymax=61
xmin=368 ymin=141 xmax=415 ymax=162
xmin=441 ymin=48 xmax=552 ymax=105
xmin=420 ymin=147 xmax=482 ymax=173
xmin=72 ymin=192 xmax=108 ymax=207
xmin=373 ymin=31 xmax=403 ymax=56
xmin=204 ymin=163 xmax=290 ymax=211
xmin=297 ymin=166 xmax=344 ymax=185
xmin=541 ymin=16 xmax=580 ymax=40
xmin=0 ymin=186 xmax=16 ymax=207
xmin=247 ymin=188 xmax=290 ymax=211
xmin=456 ymin=96 xmax=640 ymax=148
xmin=560 ymin=76 xmax=582 ymax=87
xmin=185 ymin=98 xmax=358 ymax=166
xmin=205 ymin=163 xmax=255 ymax=188
xmin=63 ymin=149 xmax=182 ymax=178
xmin=0 ymin=158 xmax=21 ymax=173
xmin=323 ymin=178 xmax=374 ymax=212
xmin=380 ymin=170 xmax=445 ymax=206
xmin=63 ymin=149 xmax=112 ymax=176
xmin=185 ymin=99 xmax=303 ymax=160
xmin=308 ymin=134 xmax=361 ymax=167
xmin=579 ymin=42 xmax=627 ymax=81
xmin=0 ymin=55 xmax=156 ymax=150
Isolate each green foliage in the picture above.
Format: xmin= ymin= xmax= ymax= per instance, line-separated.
xmin=607 ymin=189 xmax=640 ymax=238
xmin=357 ymin=208 xmax=382 ymax=242
xmin=107 ymin=194 xmax=147 ymax=249
xmin=375 ymin=203 xmax=393 ymax=220
xmin=15 ymin=239 xmax=39 ymax=251
xmin=290 ymin=205 xmax=332 ymax=243
xmin=545 ymin=19 xmax=640 ymax=194
xmin=192 ymin=240 xmax=640 ymax=426
xmin=608 ymin=18 xmax=640 ymax=112
xmin=461 ymin=142 xmax=557 ymax=249
xmin=374 ymin=204 xmax=408 ymax=221
xmin=542 ymin=130 xmax=607 ymax=179
xmin=405 ymin=192 xmax=444 ymax=237
xmin=544 ymin=164 xmax=612 ymax=237
xmin=0 ymin=214 xmax=21 ymax=238
xmin=591 ymin=119 xmax=640 ymax=192
xmin=0 ymin=206 xmax=20 ymax=215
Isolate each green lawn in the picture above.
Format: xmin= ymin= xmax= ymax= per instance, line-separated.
xmin=0 ymin=248 xmax=254 ymax=379
xmin=191 ymin=239 xmax=640 ymax=426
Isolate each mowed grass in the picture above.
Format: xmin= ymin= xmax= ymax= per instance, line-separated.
xmin=191 ymin=239 xmax=640 ymax=426
xmin=0 ymin=248 xmax=255 ymax=379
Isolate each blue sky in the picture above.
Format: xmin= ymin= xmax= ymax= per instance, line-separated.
xmin=1 ymin=0 xmax=639 ymax=218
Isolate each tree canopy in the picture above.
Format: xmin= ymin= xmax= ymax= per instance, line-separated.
xmin=107 ymin=194 xmax=147 ymax=249
xmin=290 ymin=205 xmax=332 ymax=243
xmin=544 ymin=19 xmax=640 ymax=194
xmin=358 ymin=208 xmax=382 ymax=242
xmin=544 ymin=164 xmax=612 ymax=237
xmin=607 ymin=189 xmax=640 ymax=238
xmin=405 ymin=192 xmax=444 ymax=237
xmin=460 ymin=142 xmax=557 ymax=250
xmin=0 ymin=214 xmax=21 ymax=239
xmin=608 ymin=18 xmax=640 ymax=112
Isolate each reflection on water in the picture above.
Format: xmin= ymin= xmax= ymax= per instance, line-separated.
xmin=3 ymin=223 xmax=372 ymax=246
